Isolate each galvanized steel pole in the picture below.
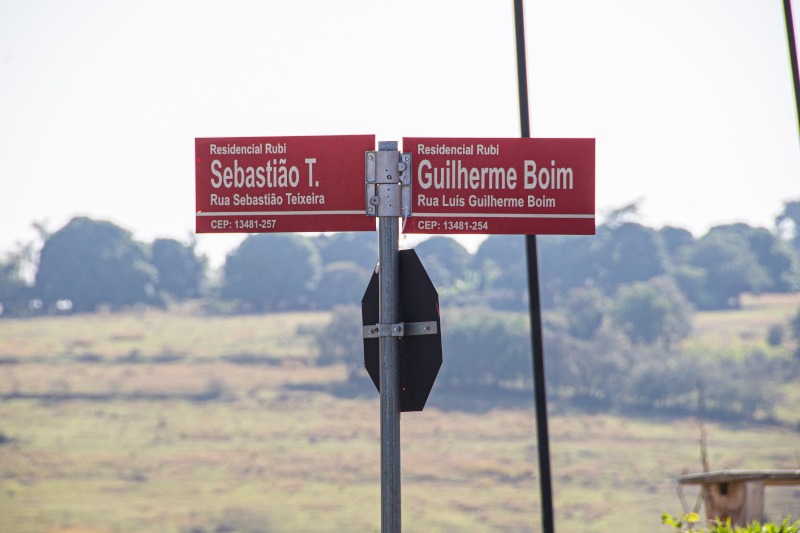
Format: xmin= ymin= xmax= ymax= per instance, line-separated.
xmin=378 ymin=141 xmax=402 ymax=533
xmin=514 ymin=1 xmax=556 ymax=533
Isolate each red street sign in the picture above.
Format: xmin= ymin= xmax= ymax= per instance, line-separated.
xmin=196 ymin=135 xmax=376 ymax=233
xmin=402 ymin=137 xmax=595 ymax=235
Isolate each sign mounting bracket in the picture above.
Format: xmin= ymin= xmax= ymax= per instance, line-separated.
xmin=365 ymin=150 xmax=412 ymax=217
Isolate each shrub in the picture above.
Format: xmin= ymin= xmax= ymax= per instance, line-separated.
xmin=313 ymin=305 xmax=364 ymax=378
xmin=437 ymin=307 xmax=531 ymax=388
xmin=767 ymin=324 xmax=784 ymax=347
xmin=610 ymin=276 xmax=692 ymax=347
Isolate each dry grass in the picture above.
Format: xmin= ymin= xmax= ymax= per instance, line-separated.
xmin=0 ymin=305 xmax=799 ymax=532
xmin=692 ymin=292 xmax=800 ymax=350
xmin=1 ymin=359 xmax=798 ymax=532
xmin=0 ymin=309 xmax=329 ymax=361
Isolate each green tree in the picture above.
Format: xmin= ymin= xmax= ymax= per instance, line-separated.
xmin=659 ymin=225 xmax=694 ymax=264
xmin=610 ymin=276 xmax=692 ymax=346
xmin=537 ymin=234 xmax=596 ymax=308
xmin=592 ymin=222 xmax=669 ymax=292
xmin=472 ymin=235 xmax=529 ymax=310
xmin=151 ymin=238 xmax=206 ymax=299
xmin=222 ymin=234 xmax=322 ymax=311
xmin=543 ymin=325 xmax=631 ymax=406
xmin=311 ymin=232 xmax=378 ymax=271
xmin=0 ymin=244 xmax=33 ymax=317
xmin=767 ymin=324 xmax=784 ymax=347
xmin=537 ymin=222 xmax=668 ymax=307
xmin=437 ymin=307 xmax=531 ymax=387
xmin=311 ymin=262 xmax=372 ymax=309
xmin=611 ymin=283 xmax=669 ymax=345
xmin=776 ymin=199 xmax=800 ymax=257
xmin=648 ymin=275 xmax=693 ymax=345
xmin=681 ymin=230 xmax=771 ymax=309
xmin=413 ymin=237 xmax=473 ymax=292
xmin=791 ymin=306 xmax=800 ymax=359
xmin=35 ymin=217 xmax=159 ymax=312
xmin=564 ymin=287 xmax=606 ymax=340
xmin=314 ymin=304 xmax=364 ymax=377
xmin=705 ymin=223 xmax=798 ymax=292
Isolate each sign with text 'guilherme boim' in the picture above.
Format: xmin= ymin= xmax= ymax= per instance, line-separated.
xmin=195 ymin=135 xmax=375 ymax=233
xmin=404 ymin=137 xmax=595 ymax=235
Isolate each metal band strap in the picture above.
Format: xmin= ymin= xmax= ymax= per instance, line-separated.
xmin=362 ymin=321 xmax=438 ymax=338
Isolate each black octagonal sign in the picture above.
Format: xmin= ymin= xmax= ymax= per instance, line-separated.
xmin=361 ymin=249 xmax=442 ymax=412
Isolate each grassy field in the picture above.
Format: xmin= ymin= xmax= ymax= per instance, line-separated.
xmin=692 ymin=292 xmax=800 ymax=351
xmin=0 ymin=300 xmax=799 ymax=533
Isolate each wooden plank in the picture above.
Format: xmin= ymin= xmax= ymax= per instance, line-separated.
xmin=679 ymin=470 xmax=800 ymax=486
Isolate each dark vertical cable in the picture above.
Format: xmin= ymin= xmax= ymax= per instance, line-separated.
xmin=524 ymin=234 xmax=555 ymax=533
xmin=784 ymin=0 xmax=800 ymax=135
xmin=515 ymin=0 xmax=531 ymax=139
xmin=513 ymin=2 xmax=555 ymax=533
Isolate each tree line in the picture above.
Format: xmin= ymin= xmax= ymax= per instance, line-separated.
xmin=2 ymin=204 xmax=799 ymax=420
xmin=0 ymin=200 xmax=799 ymax=319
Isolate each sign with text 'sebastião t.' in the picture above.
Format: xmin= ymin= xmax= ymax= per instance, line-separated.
xmin=195 ymin=135 xmax=375 ymax=233
xmin=404 ymin=137 xmax=595 ymax=235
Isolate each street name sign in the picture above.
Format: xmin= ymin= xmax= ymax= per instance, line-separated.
xmin=403 ymin=137 xmax=595 ymax=235
xmin=195 ymin=135 xmax=375 ymax=233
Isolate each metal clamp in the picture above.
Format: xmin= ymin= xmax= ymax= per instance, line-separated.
xmin=363 ymin=321 xmax=437 ymax=338
xmin=366 ymin=149 xmax=412 ymax=217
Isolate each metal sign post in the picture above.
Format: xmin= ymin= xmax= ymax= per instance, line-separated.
xmin=379 ymin=205 xmax=401 ymax=533
xmin=366 ymin=140 xmax=413 ymax=533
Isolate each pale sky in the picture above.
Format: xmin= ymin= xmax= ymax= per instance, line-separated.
xmin=1 ymin=0 xmax=798 ymax=267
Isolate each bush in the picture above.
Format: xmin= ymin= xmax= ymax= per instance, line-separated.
xmin=437 ymin=307 xmax=531 ymax=387
xmin=610 ymin=276 xmax=692 ymax=346
xmin=792 ymin=307 xmax=800 ymax=359
xmin=564 ymin=287 xmax=606 ymax=340
xmin=313 ymin=305 xmax=363 ymax=378
xmin=767 ymin=324 xmax=784 ymax=347
xmin=543 ymin=325 xmax=632 ymax=406
xmin=0 ymin=244 xmax=33 ymax=317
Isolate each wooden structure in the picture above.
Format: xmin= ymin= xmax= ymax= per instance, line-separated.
xmin=679 ymin=470 xmax=800 ymax=526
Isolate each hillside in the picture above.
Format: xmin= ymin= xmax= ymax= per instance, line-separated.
xmin=0 ymin=298 xmax=798 ymax=532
